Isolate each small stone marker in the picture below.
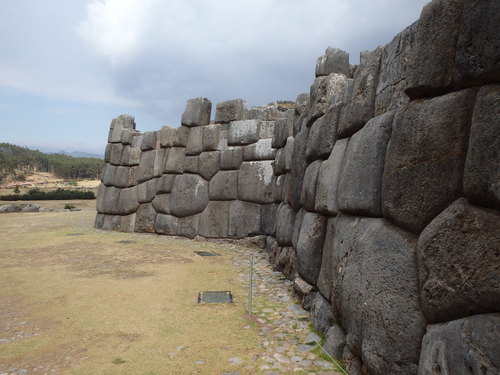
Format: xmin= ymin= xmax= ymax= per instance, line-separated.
xmin=198 ymin=291 xmax=233 ymax=303
xmin=66 ymin=233 xmax=85 ymax=236
xmin=194 ymin=251 xmax=220 ymax=257
xmin=117 ymin=240 xmax=135 ymax=244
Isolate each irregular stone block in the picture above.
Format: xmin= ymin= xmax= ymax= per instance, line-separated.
xmin=310 ymin=293 xmax=335 ymax=335
xmin=454 ymin=0 xmax=500 ymax=86
xmin=177 ymin=214 xmax=200 ymax=239
xmin=275 ymin=204 xmax=296 ymax=246
xmin=331 ymin=216 xmax=425 ymax=375
xmin=131 ymin=134 xmax=143 ymax=148
xmin=173 ymin=125 xmax=189 ymax=147
xmin=382 ymin=89 xmax=475 ymax=234
xmin=316 ymin=217 xmax=336 ymax=300
xmin=309 ymin=73 xmax=349 ymax=120
xmin=120 ymin=128 xmax=135 ymax=145
xmin=272 ymin=117 xmax=292 ymax=149
xmin=209 ymin=170 xmax=238 ymax=200
xmin=296 ymin=212 xmax=327 ymax=285
xmin=101 ymin=164 xmax=117 ymax=187
xmin=300 ymin=160 xmax=322 ymax=212
xmin=220 ymin=148 xmax=243 ymax=170
xmin=95 ymin=213 xmax=105 ymax=229
xmin=137 ymin=179 xmax=157 ymax=203
xmin=140 ymin=131 xmax=158 ymax=151
xmin=114 ymin=166 xmax=137 ymax=188
xmin=156 ymin=174 xmax=176 ymax=194
xmin=338 ymin=111 xmax=394 ymax=217
xmin=291 ymin=127 xmax=309 ymax=210
xmin=228 ymin=119 xmax=261 ymax=145
xmin=315 ymin=138 xmax=348 ymax=216
xmin=418 ymin=198 xmax=500 ymax=323
xmin=238 ymin=161 xmax=275 ymax=204
xmin=464 ymin=84 xmax=500 ymax=210
xmin=95 ymin=183 xmax=106 ymax=214
xmin=181 ymin=97 xmax=212 ymax=127
xmin=121 ymin=146 xmax=141 ymax=166
xmin=108 ymin=115 xmax=135 ymax=143
xmin=316 ymin=46 xmax=350 ymax=77
xmin=273 ymin=148 xmax=286 ymax=176
xmin=282 ymin=173 xmax=292 ymax=205
xmin=170 ymin=174 xmax=209 ymax=217
xmin=100 ymin=186 xmax=120 ymax=214
xmin=153 ymin=148 xmax=167 ymax=177
xmin=164 ymin=147 xmax=185 ymax=174
xmin=284 ymin=136 xmax=294 ymax=172
xmin=306 ymin=104 xmax=341 ymax=162
xmin=136 ymin=150 xmax=155 ymax=183
xmin=185 ymin=127 xmax=204 ymax=156
xmin=135 ymin=203 xmax=156 ymax=233
xmin=295 ymin=93 xmax=309 ymax=115
xmin=418 ymin=314 xmax=500 ymax=375
xmin=323 ymin=324 xmax=346 ymax=360
xmin=292 ymin=208 xmax=306 ymax=249
xmin=338 ymin=47 xmax=382 ymax=137
xmin=159 ymin=126 xmax=175 ymax=147
xmin=258 ymin=121 xmax=274 ymax=139
xmin=405 ymin=0 xmax=463 ymax=99
xmin=152 ymin=194 xmax=171 ymax=214
xmin=228 ymin=200 xmax=261 ymax=238
xmin=109 ymin=143 xmax=124 ymax=165
xmin=154 ymin=213 xmax=179 ymax=235
xmin=261 ymin=204 xmax=277 ymax=236
xmin=119 ymin=213 xmax=136 ymax=232
xmin=215 ymin=99 xmax=246 ymax=123
xmin=104 ymin=144 xmax=111 ymax=163
xmin=183 ymin=155 xmax=199 ymax=174
xmin=275 ymin=174 xmax=284 ymax=202
xmin=242 ymin=139 xmax=275 ymax=161
xmin=198 ymin=201 xmax=230 ymax=238
xmin=274 ymin=246 xmax=297 ymax=280
xmin=118 ymin=186 xmax=139 ymax=215
xmin=102 ymin=215 xmax=121 ymax=231
xmin=198 ymin=151 xmax=220 ymax=181
xmin=202 ymin=124 xmax=220 ymax=151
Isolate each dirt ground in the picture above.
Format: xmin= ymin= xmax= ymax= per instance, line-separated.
xmin=0 ymin=203 xmax=266 ymax=374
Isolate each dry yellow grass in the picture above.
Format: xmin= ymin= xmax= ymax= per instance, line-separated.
xmin=0 ymin=204 xmax=266 ymax=374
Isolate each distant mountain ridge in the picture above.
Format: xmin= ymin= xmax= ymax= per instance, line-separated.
xmin=56 ymin=150 xmax=103 ymax=159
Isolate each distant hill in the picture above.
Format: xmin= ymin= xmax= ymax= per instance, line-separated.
xmin=57 ymin=150 xmax=103 ymax=159
xmin=0 ymin=143 xmax=104 ymax=183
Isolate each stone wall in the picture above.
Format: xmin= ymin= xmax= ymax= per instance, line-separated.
xmin=95 ymin=0 xmax=499 ymax=374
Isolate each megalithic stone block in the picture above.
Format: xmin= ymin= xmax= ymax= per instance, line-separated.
xmin=296 ymin=212 xmax=327 ymax=286
xmin=159 ymin=126 xmax=176 ymax=148
xmin=198 ymin=201 xmax=230 ymax=238
xmin=238 ymin=161 xmax=276 ymax=204
xmin=181 ymin=97 xmax=212 ymax=127
xmin=315 ymin=46 xmax=350 ymax=77
xmin=228 ymin=200 xmax=261 ymax=238
xmin=170 ymin=174 xmax=209 ymax=217
xmin=215 ymin=99 xmax=246 ymax=124
xmin=108 ymin=114 xmax=135 ymax=143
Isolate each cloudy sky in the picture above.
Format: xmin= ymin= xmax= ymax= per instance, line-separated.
xmin=0 ymin=0 xmax=428 ymax=155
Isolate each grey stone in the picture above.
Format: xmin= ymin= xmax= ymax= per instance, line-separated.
xmin=306 ymin=104 xmax=341 ymax=162
xmin=338 ymin=47 xmax=382 ymax=137
xmin=177 ymin=214 xmax=200 ymax=239
xmin=151 ymin=194 xmax=171 ymax=214
xmin=331 ymin=216 xmax=425 ymax=375
xmin=309 ymin=73 xmax=349 ymax=121
xmin=405 ymin=0 xmax=463 ymax=99
xmin=261 ymin=204 xmax=278 ymax=236
xmin=300 ymin=160 xmax=322 ymax=211
xmin=173 ymin=126 xmax=189 ymax=147
xmin=140 ymin=131 xmax=157 ymax=151
xmin=120 ymin=128 xmax=136 ymax=145
xmin=382 ymin=89 xmax=475 ymax=234
xmin=323 ymin=324 xmax=346 ymax=360
xmin=272 ymin=117 xmax=293 ymax=149
xmin=296 ymin=212 xmax=327 ymax=285
xmin=228 ymin=200 xmax=261 ymax=238
xmin=170 ymin=174 xmax=209 ymax=217
xmin=258 ymin=121 xmax=275 ymax=138
xmin=104 ymin=144 xmax=111 ymax=163
xmin=293 ymin=277 xmax=316 ymax=302
xmin=464 ymin=84 xmax=500 ymax=210
xmin=114 ymin=166 xmax=136 ymax=188
xmin=316 ymin=217 xmax=336 ymax=301
xmin=119 ymin=213 xmax=136 ymax=232
xmin=454 ymin=0 xmax=500 ymax=86
xmin=154 ymin=214 xmax=179 ymax=235
xmin=109 ymin=143 xmax=124 ymax=165
xmin=215 ymin=99 xmax=246 ymax=123
xmin=21 ymin=203 xmax=41 ymax=212
xmin=183 ymin=155 xmax=199 ymax=174
xmin=159 ymin=126 xmax=176 ymax=147
xmin=100 ymin=186 xmax=120 ymax=214
xmin=209 ymin=171 xmax=238 ymax=200
xmin=95 ymin=183 xmax=106 ymax=213
xmin=131 ymin=134 xmax=143 ymax=148
xmin=238 ymin=161 xmax=276 ymax=204
xmin=281 ymin=173 xmax=292 ymax=205
xmin=290 ymin=127 xmax=309 ymax=210
xmin=181 ymin=97 xmax=212 ymax=127
xmin=120 ymin=146 xmax=140 ymax=166
xmin=220 ymin=148 xmax=243 ymax=170
xmin=94 ymin=213 xmax=105 ymax=228
xmin=136 ymin=150 xmax=155 ymax=183
xmin=310 ymin=293 xmax=335 ymax=335
xmin=337 ymin=111 xmax=394 ymax=217
xmin=273 ymin=148 xmax=286 ymax=176
xmin=102 ymin=215 xmax=121 ymax=231
xmin=118 ymin=187 xmax=139 ymax=215
xmin=135 ymin=203 xmax=156 ymax=233
xmin=198 ymin=201 xmax=230 ymax=238
xmin=417 ymin=198 xmax=500 ymax=323
xmin=274 ymin=246 xmax=297 ymax=280
xmin=315 ymin=138 xmax=349 ymax=215
xmin=283 ymin=136 xmax=294 ymax=172
xmin=198 ymin=151 xmax=220 ymax=181
xmin=185 ymin=127 xmax=204 ymax=156
xmin=101 ymin=164 xmax=117 ymax=187
xmin=228 ymin=120 xmax=261 ymax=145
xmin=275 ymin=204 xmax=296 ymax=246
xmin=0 ymin=204 xmax=23 ymax=213
xmin=108 ymin=115 xmax=135 ymax=143
xmin=202 ymin=124 xmax=220 ymax=151
xmin=164 ymin=147 xmax=185 ymax=174
xmin=156 ymin=174 xmax=176 ymax=194
xmin=292 ymin=208 xmax=306 ymax=249
xmin=153 ymin=148 xmax=167 ymax=177
xmin=295 ymin=93 xmax=309 ymax=115
xmin=418 ymin=314 xmax=500 ymax=375
xmin=243 ymin=139 xmax=275 ymax=161
xmin=137 ymin=179 xmax=157 ymax=203
xmin=315 ymin=47 xmax=350 ymax=77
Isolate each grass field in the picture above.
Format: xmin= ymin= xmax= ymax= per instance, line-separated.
xmin=0 ymin=201 xmax=266 ymax=374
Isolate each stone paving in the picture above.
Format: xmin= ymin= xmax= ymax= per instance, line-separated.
xmin=227 ymin=244 xmax=345 ymax=375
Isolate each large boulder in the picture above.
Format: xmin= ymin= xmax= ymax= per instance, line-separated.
xmin=159 ymin=126 xmax=175 ymax=148
xmin=290 ymin=127 xmax=309 ymax=210
xmin=238 ymin=161 xmax=275 ymax=204
xmin=418 ymin=314 xmax=500 ymax=375
xmin=137 ymin=179 xmax=157 ymax=203
xmin=198 ymin=201 xmax=230 ymax=238
xmin=173 ymin=126 xmax=189 ymax=147
xmin=198 ymin=151 xmax=220 ymax=181
xmin=164 ymin=147 xmax=185 ymax=174
xmin=309 ymin=73 xmax=349 ymax=121
xmin=183 ymin=155 xmax=199 ymax=174
xmin=209 ymin=171 xmax=238 ymax=200
xmin=154 ymin=213 xmax=179 ymax=235
xmin=135 ymin=203 xmax=156 ymax=233
xmin=177 ymin=215 xmax=200 ymax=239
xmin=275 ymin=203 xmax=296 ymax=246
xmin=337 ymin=111 xmax=394 ymax=217
xmin=202 ymin=124 xmax=221 ymax=151
xmin=151 ymin=194 xmax=171 ymax=214
xmin=153 ymin=148 xmax=167 ymax=177
xmin=136 ymin=150 xmax=155 ymax=183
xmin=463 ymin=84 xmax=500 ymax=210
xmin=185 ymin=127 xmax=204 ymax=156
xmin=296 ymin=212 xmax=327 ymax=285
xmin=315 ymin=46 xmax=350 ymax=77
xmin=228 ymin=200 xmax=261 ymax=238
xmin=156 ymin=174 xmax=176 ymax=194
xmin=228 ymin=119 xmax=261 ymax=145
xmin=300 ymin=160 xmax=322 ymax=211
xmin=181 ymin=97 xmax=212 ymax=127
xmin=272 ymin=117 xmax=293 ymax=149
xmin=117 ymin=187 xmax=139 ymax=215
xmin=109 ymin=143 xmax=124 ymax=165
xmin=220 ymin=148 xmax=243 ymax=170
xmin=316 ymin=217 xmax=336 ymax=301
xmin=261 ymin=204 xmax=277 ymax=236
xmin=215 ymin=99 xmax=246 ymax=124
xmin=101 ymin=164 xmax=117 ymax=187
xmin=170 ymin=174 xmax=209 ymax=217
xmin=242 ymin=139 xmax=275 ymax=161
xmin=140 ymin=131 xmax=157 ymax=151
xmin=108 ymin=115 xmax=135 ymax=143
xmin=114 ymin=166 xmax=137 ymax=188
xmin=382 ymin=89 xmax=475 ymax=234
xmin=309 ymin=293 xmax=335 ymax=335
xmin=417 ymin=198 xmax=500 ymax=323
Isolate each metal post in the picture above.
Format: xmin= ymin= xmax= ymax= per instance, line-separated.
xmin=248 ymin=253 xmax=253 ymax=316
